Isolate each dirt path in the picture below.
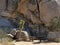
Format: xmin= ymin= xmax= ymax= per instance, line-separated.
xmin=15 ymin=41 xmax=60 ymax=45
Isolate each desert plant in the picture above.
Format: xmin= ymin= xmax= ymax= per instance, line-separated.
xmin=0 ymin=29 xmax=15 ymax=45
xmin=48 ymin=17 xmax=60 ymax=42
xmin=49 ymin=17 xmax=60 ymax=32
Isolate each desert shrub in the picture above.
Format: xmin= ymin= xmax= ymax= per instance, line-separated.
xmin=55 ymin=38 xmax=60 ymax=42
xmin=0 ymin=29 xmax=15 ymax=45
xmin=49 ymin=17 xmax=60 ymax=31
xmin=48 ymin=17 xmax=60 ymax=42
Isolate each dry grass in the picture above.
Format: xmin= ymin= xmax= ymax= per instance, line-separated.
xmin=0 ymin=29 xmax=15 ymax=45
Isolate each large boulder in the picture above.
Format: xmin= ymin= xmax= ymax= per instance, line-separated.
xmin=0 ymin=0 xmax=60 ymax=25
xmin=18 ymin=0 xmax=60 ymax=25
xmin=40 ymin=0 xmax=60 ymax=26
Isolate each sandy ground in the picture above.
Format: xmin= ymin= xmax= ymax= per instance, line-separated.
xmin=15 ymin=41 xmax=60 ymax=45
xmin=0 ymin=40 xmax=60 ymax=45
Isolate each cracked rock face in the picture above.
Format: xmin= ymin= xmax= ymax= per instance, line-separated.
xmin=0 ymin=0 xmax=60 ymax=25
xmin=0 ymin=0 xmax=6 ymax=11
xmin=40 ymin=0 xmax=60 ymax=26
xmin=18 ymin=0 xmax=60 ymax=25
